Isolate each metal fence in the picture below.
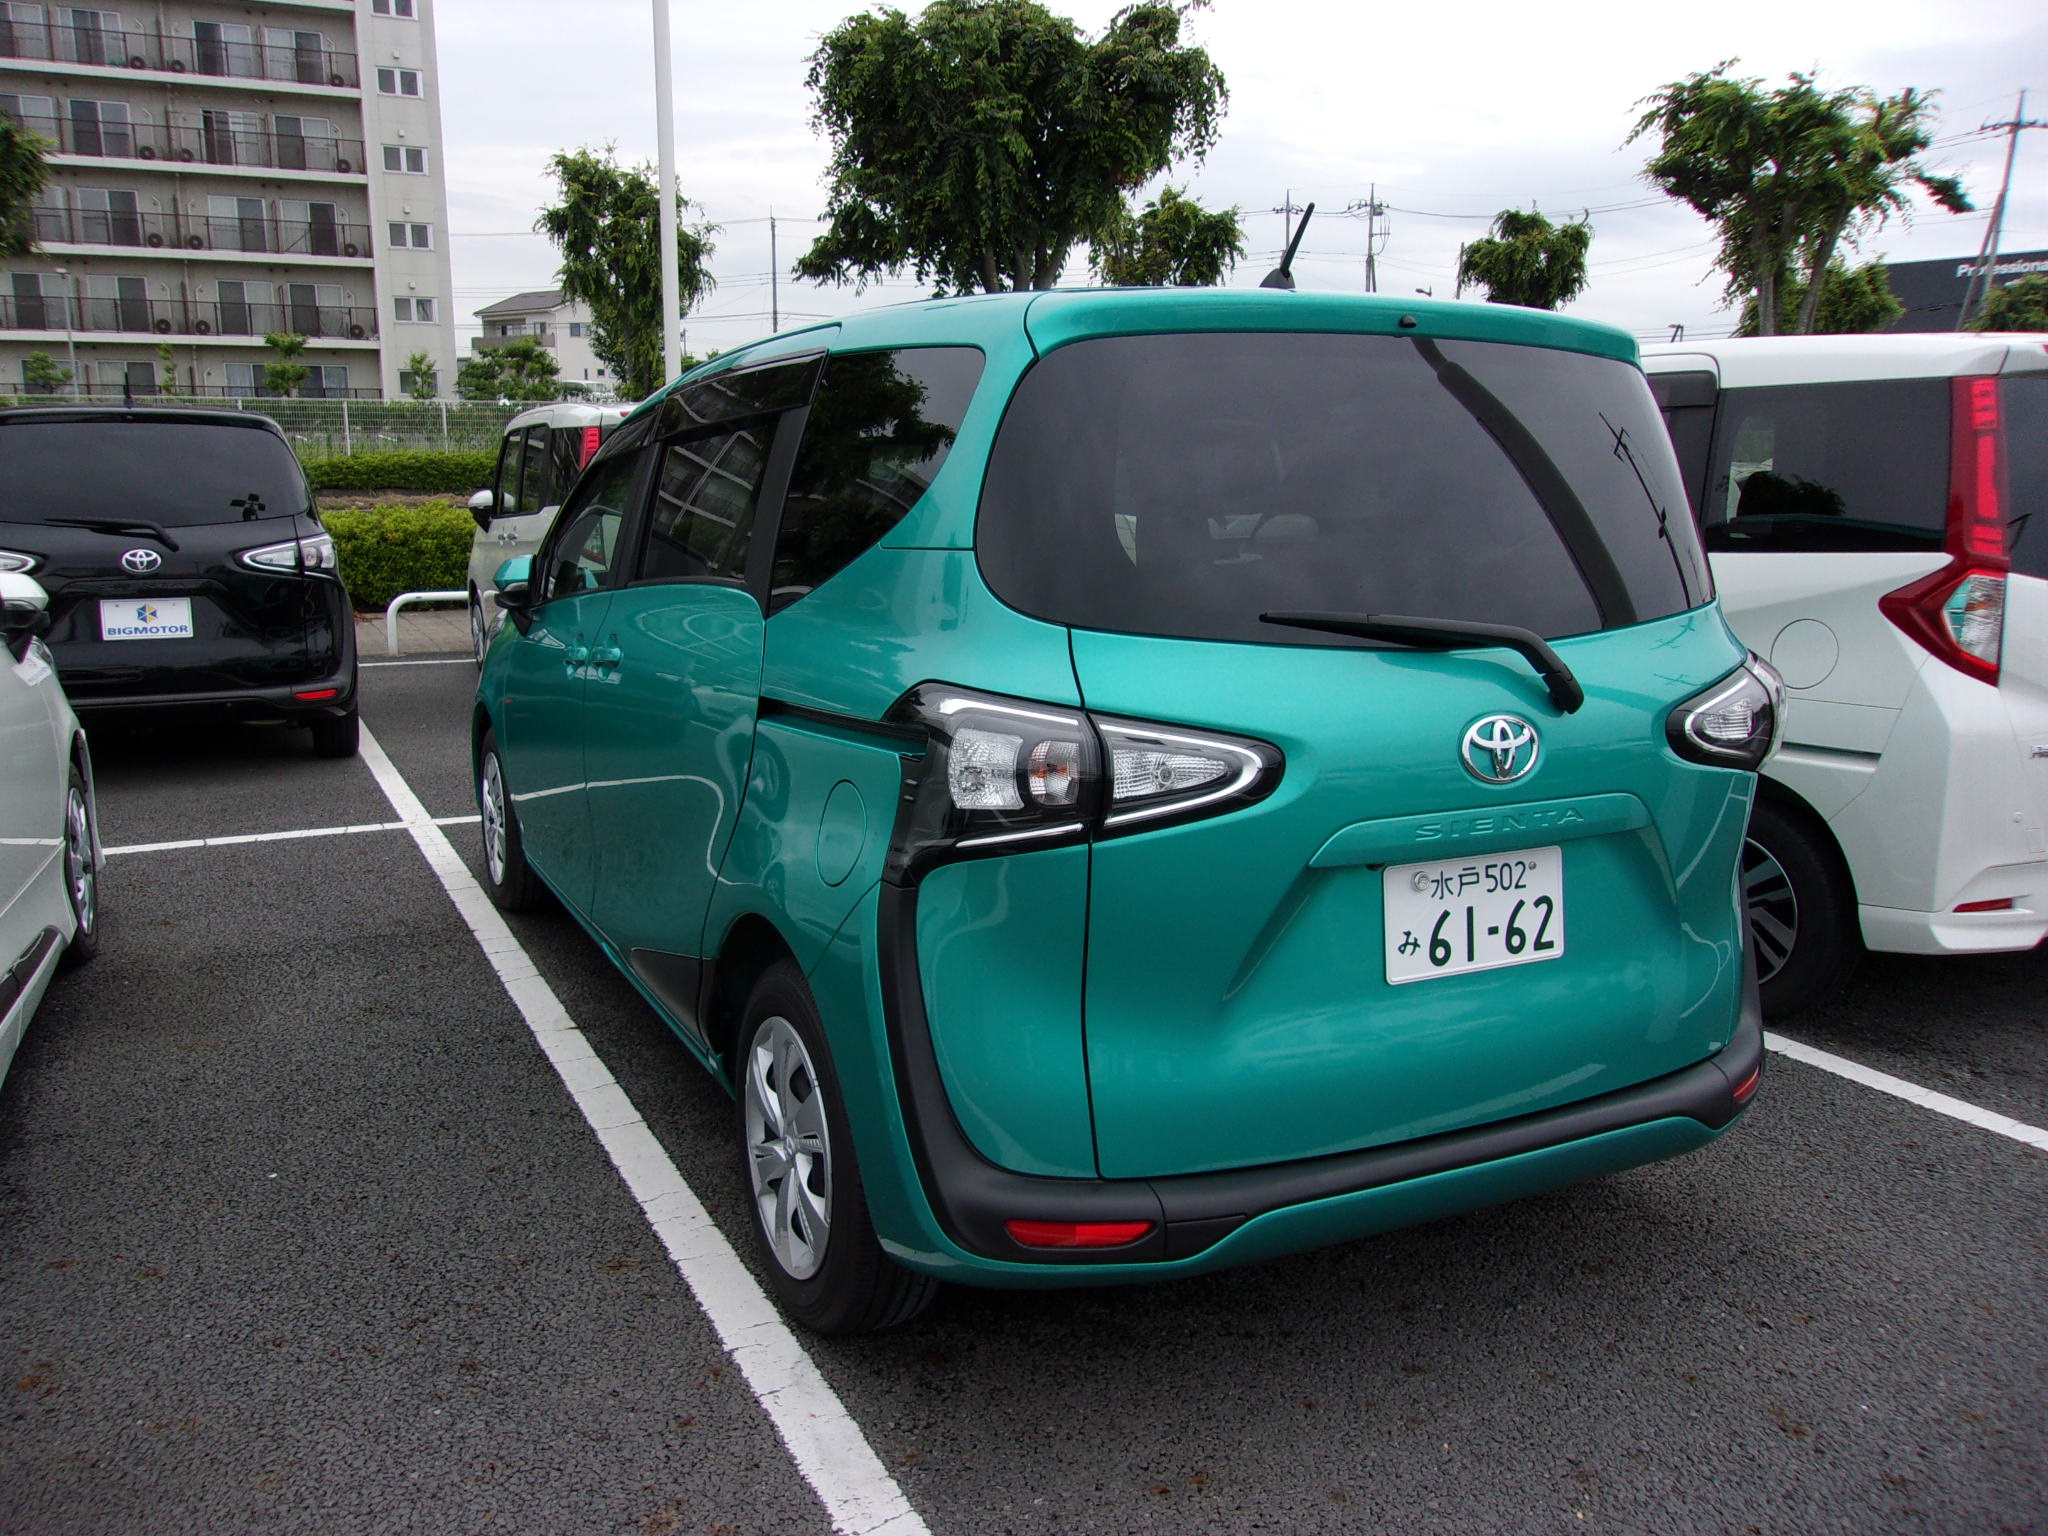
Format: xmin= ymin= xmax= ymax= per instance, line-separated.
xmin=0 ymin=393 xmax=530 ymax=454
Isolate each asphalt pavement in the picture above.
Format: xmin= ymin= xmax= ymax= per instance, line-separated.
xmin=2 ymin=653 xmax=2043 ymax=1536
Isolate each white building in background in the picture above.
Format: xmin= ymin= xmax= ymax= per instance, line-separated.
xmin=470 ymin=288 xmax=609 ymax=393
xmin=0 ymin=0 xmax=458 ymax=399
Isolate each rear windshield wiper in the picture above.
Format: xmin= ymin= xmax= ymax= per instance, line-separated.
xmin=1261 ymin=610 xmax=1585 ymax=714
xmin=42 ymin=516 xmax=181 ymax=552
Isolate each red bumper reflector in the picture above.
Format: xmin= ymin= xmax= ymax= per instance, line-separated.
xmin=1954 ymin=897 xmax=2015 ymax=912
xmin=1004 ymin=1219 xmax=1154 ymax=1249
xmin=294 ymin=688 xmax=341 ymax=701
xmin=1731 ymin=1065 xmax=1762 ymax=1105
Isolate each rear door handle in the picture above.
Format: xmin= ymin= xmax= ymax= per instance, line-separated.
xmin=564 ymin=640 xmax=590 ymax=668
xmin=590 ymin=640 xmax=623 ymax=667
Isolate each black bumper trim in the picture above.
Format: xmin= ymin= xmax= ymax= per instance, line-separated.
xmin=1 ymin=926 xmax=63 ymax=1023
xmin=877 ymin=880 xmax=1762 ymax=1266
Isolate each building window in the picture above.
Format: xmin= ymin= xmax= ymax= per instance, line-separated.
xmin=394 ymin=295 xmax=436 ymax=323
xmin=372 ymin=0 xmax=417 ymax=14
xmin=568 ymin=321 xmax=587 ymax=337
xmin=382 ymin=143 xmax=428 ymax=174
xmin=375 ymin=67 xmax=422 ymax=97
xmin=398 ymin=365 xmax=437 ymax=396
xmin=387 ymin=221 xmax=432 ymax=249
xmin=229 ymin=362 xmax=349 ymax=397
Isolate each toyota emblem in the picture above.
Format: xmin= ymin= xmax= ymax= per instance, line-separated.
xmin=120 ymin=548 xmax=162 ymax=574
xmin=1461 ymin=714 xmax=1540 ymax=784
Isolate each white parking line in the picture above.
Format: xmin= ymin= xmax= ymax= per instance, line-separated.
xmin=360 ymin=658 xmax=473 ymax=668
xmin=104 ymin=814 xmax=479 ymax=857
xmin=354 ymin=723 xmax=929 ymax=1536
xmin=1767 ymin=1033 xmax=2048 ymax=1152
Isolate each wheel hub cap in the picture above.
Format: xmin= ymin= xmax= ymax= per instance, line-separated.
xmin=743 ymin=1015 xmax=832 ymax=1281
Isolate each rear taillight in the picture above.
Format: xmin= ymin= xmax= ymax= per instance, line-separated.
xmin=1666 ymin=655 xmax=1784 ymax=770
xmin=1005 ymin=1219 xmax=1155 ymax=1249
xmin=1879 ymin=376 xmax=2009 ymax=684
xmin=882 ymin=684 xmax=1282 ymax=882
xmin=238 ymin=532 xmax=338 ymax=576
xmin=0 ymin=549 xmax=39 ymax=575
xmin=578 ymin=426 xmax=602 ymax=467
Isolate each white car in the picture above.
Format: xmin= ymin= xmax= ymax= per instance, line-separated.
xmin=1644 ymin=333 xmax=2048 ymax=1014
xmin=0 ymin=571 xmax=100 ymax=1092
xmin=465 ymin=402 xmax=629 ymax=663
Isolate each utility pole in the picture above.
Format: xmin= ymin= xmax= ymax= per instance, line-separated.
xmin=769 ymin=211 xmax=779 ymax=332
xmin=1346 ymin=187 xmax=1388 ymax=292
xmin=651 ymin=0 xmax=682 ymax=385
xmin=1271 ymin=189 xmax=1297 ymax=261
xmin=1956 ymin=90 xmax=2043 ymax=329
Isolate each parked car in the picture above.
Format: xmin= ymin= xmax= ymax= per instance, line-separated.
xmin=0 ymin=407 xmax=358 ymax=757
xmin=475 ymin=290 xmax=1777 ymax=1334
xmin=0 ymin=572 xmax=100 ymax=1096
xmin=1644 ymin=334 xmax=2048 ymax=1015
xmin=465 ymin=401 xmax=629 ymax=664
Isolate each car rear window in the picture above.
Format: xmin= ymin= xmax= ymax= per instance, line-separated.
xmin=0 ymin=417 xmax=311 ymax=526
xmin=2002 ymin=375 xmax=2048 ymax=580
xmin=1699 ymin=380 xmax=1948 ymax=555
xmin=976 ymin=332 xmax=1708 ymax=644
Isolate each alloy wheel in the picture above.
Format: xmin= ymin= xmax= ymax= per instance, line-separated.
xmin=743 ymin=1015 xmax=833 ymax=1281
xmin=64 ymin=782 xmax=95 ymax=938
xmin=480 ymin=752 xmax=510 ymax=886
xmin=1742 ymin=836 xmax=1798 ymax=985
xmin=470 ymin=593 xmax=488 ymax=666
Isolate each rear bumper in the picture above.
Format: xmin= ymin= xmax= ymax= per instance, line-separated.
xmin=67 ymin=637 xmax=357 ymax=728
xmin=1859 ymin=893 xmax=2048 ymax=955
xmin=875 ymin=880 xmax=1761 ymax=1281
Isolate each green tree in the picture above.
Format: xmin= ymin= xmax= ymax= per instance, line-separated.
xmin=537 ymin=146 xmax=716 ymax=400
xmin=20 ymin=350 xmax=70 ymax=395
xmin=1455 ymin=207 xmax=1593 ymax=309
xmin=262 ymin=332 xmax=309 ymax=397
xmin=0 ymin=114 xmax=50 ymax=258
xmin=1630 ymin=62 xmax=1969 ymax=336
xmin=156 ymin=341 xmax=177 ymax=394
xmin=798 ymin=1 xmax=1228 ymax=295
xmin=1739 ymin=257 xmax=1902 ymax=335
xmin=1090 ymin=185 xmax=1244 ymax=286
xmin=1969 ymin=275 xmax=2048 ymax=332
xmin=401 ymin=348 xmax=439 ymax=400
xmin=455 ymin=337 xmax=560 ymax=402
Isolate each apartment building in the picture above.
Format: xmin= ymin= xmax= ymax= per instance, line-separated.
xmin=471 ymin=287 xmax=610 ymax=393
xmin=0 ymin=0 xmax=457 ymax=399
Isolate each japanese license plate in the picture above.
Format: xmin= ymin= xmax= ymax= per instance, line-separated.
xmin=100 ymin=597 xmax=194 ymax=641
xmin=1383 ymin=846 xmax=1564 ymax=984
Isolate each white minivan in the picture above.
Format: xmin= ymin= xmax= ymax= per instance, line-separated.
xmin=466 ymin=402 xmax=628 ymax=663
xmin=1644 ymin=334 xmax=2048 ymax=1014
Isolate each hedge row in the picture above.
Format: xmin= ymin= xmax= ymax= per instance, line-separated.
xmin=325 ymin=499 xmax=474 ymax=611
xmin=303 ymin=449 xmax=496 ymax=493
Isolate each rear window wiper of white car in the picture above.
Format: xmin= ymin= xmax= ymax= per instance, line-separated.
xmin=1260 ymin=610 xmax=1586 ymax=714
xmin=42 ymin=516 xmax=181 ymax=552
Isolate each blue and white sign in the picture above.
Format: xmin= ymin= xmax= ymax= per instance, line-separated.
xmin=100 ymin=597 xmax=195 ymax=641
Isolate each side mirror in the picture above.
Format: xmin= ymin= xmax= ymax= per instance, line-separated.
xmin=468 ymin=487 xmax=496 ymax=531
xmin=0 ymin=571 xmax=52 ymax=664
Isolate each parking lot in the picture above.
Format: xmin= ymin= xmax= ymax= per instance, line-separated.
xmin=2 ymin=649 xmax=2043 ymax=1536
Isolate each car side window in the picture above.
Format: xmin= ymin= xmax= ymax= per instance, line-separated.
xmin=537 ymin=449 xmax=644 ymax=604
xmin=638 ymin=424 xmax=775 ymax=584
xmin=772 ymin=346 xmax=983 ymax=611
xmin=491 ymin=428 xmax=522 ymax=515
xmin=519 ymin=424 xmax=553 ymax=513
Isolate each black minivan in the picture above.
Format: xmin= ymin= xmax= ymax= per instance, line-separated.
xmin=0 ymin=407 xmax=358 ymax=756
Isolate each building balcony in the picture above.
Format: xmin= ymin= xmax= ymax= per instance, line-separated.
xmin=2 ymin=294 xmax=378 ymax=341
xmin=476 ymin=328 xmax=558 ymax=350
xmin=0 ymin=20 xmax=359 ymax=90
xmin=30 ymin=206 xmax=372 ymax=259
xmin=7 ymin=110 xmax=365 ymax=175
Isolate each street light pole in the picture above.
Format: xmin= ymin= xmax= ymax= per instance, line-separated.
xmin=652 ymin=0 xmax=682 ymax=387
xmin=52 ymin=264 xmax=80 ymax=396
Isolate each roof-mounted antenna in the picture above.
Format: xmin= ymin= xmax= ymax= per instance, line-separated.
xmin=1259 ymin=201 xmax=1315 ymax=290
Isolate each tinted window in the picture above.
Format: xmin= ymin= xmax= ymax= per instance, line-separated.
xmin=773 ymin=347 xmax=984 ymax=609
xmin=490 ymin=428 xmax=522 ymax=512
xmin=977 ymin=333 xmax=1706 ymax=644
xmin=1649 ymin=371 xmax=1718 ymax=516
xmin=538 ymin=450 xmax=642 ymax=603
xmin=656 ymin=356 xmax=819 ymax=439
xmin=0 ymin=418 xmax=310 ymax=526
xmin=1701 ymin=380 xmax=1948 ymax=554
xmin=2002 ymin=375 xmax=2048 ymax=580
xmin=640 ymin=426 xmax=774 ymax=583
xmin=518 ymin=424 xmax=552 ymax=512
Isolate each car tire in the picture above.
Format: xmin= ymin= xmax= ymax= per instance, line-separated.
xmin=469 ymin=587 xmax=488 ymax=668
xmin=477 ymin=728 xmax=545 ymax=912
xmin=309 ymin=706 xmax=360 ymax=759
xmin=58 ymin=761 xmax=99 ymax=969
xmin=1744 ymin=797 xmax=1859 ymax=1018
xmin=736 ymin=961 xmax=937 ymax=1336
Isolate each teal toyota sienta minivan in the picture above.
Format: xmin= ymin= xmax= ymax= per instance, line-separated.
xmin=473 ymin=289 xmax=1780 ymax=1334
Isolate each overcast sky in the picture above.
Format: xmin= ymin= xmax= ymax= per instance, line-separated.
xmin=433 ymin=0 xmax=2047 ymax=357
